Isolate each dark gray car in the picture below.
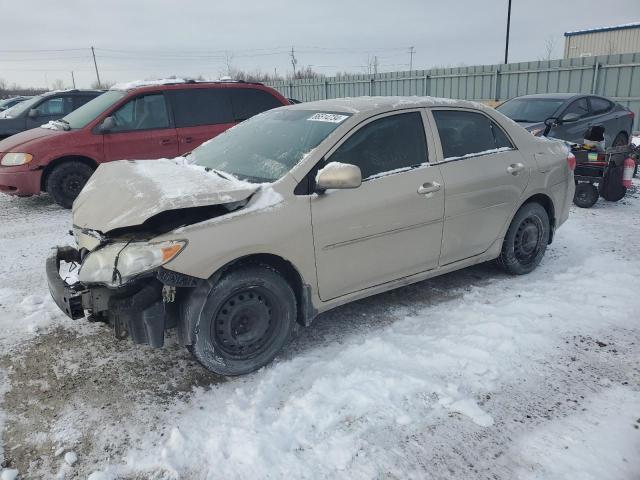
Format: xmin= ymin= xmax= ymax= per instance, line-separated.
xmin=496 ymin=93 xmax=634 ymax=147
xmin=0 ymin=90 xmax=103 ymax=139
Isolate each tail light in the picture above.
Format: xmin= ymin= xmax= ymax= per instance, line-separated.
xmin=567 ymin=152 xmax=576 ymax=171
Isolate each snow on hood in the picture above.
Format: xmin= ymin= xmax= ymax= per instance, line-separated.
xmin=72 ymin=158 xmax=260 ymax=233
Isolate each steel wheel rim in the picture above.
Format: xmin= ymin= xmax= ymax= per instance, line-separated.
xmin=514 ymin=216 xmax=543 ymax=265
xmin=211 ymin=286 xmax=279 ymax=358
xmin=63 ymin=173 xmax=86 ymax=196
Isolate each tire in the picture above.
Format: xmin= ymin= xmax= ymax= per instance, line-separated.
xmin=46 ymin=161 xmax=94 ymax=209
xmin=188 ymin=265 xmax=297 ymax=376
xmin=573 ymin=182 xmax=599 ymax=208
xmin=612 ymin=132 xmax=629 ymax=147
xmin=497 ymin=202 xmax=550 ymax=275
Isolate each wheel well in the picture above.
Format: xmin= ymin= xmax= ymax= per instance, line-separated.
xmin=221 ymin=253 xmax=314 ymax=326
xmin=523 ymin=193 xmax=556 ymax=243
xmin=40 ymin=156 xmax=98 ymax=191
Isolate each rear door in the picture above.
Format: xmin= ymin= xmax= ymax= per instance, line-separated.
xmin=167 ymin=88 xmax=236 ymax=155
xmin=311 ymin=110 xmax=444 ymax=300
xmin=429 ymin=108 xmax=530 ymax=266
xmin=25 ymin=95 xmax=74 ymax=129
xmin=103 ymin=92 xmax=179 ymax=161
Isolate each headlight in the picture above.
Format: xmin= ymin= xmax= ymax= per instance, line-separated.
xmin=1 ymin=152 xmax=33 ymax=166
xmin=529 ymin=127 xmax=545 ymax=137
xmin=78 ymin=240 xmax=186 ymax=286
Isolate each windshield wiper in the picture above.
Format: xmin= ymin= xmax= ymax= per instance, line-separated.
xmin=204 ymin=167 xmax=231 ymax=180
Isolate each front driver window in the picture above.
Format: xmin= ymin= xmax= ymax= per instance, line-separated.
xmin=329 ymin=112 xmax=429 ymax=180
xmin=38 ymin=97 xmax=73 ymax=116
xmin=110 ymin=94 xmax=170 ymax=132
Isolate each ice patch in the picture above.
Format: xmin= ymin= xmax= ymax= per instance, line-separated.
xmin=447 ymin=398 xmax=494 ymax=427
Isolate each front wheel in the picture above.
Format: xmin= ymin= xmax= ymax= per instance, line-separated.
xmin=497 ymin=202 xmax=550 ymax=275
xmin=188 ymin=265 xmax=297 ymax=376
xmin=46 ymin=161 xmax=94 ymax=209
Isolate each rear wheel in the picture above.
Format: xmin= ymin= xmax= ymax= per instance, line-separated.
xmin=497 ymin=202 xmax=550 ymax=275
xmin=573 ymin=182 xmax=599 ymax=208
xmin=46 ymin=161 xmax=94 ymax=209
xmin=188 ymin=265 xmax=297 ymax=376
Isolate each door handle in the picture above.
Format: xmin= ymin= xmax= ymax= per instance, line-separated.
xmin=417 ymin=181 xmax=441 ymax=195
xmin=184 ymin=136 xmax=194 ymax=144
xmin=506 ymin=163 xmax=525 ymax=175
xmin=160 ymin=138 xmax=173 ymax=145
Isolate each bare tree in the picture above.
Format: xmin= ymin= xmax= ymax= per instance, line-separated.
xmin=51 ymin=79 xmax=66 ymax=90
xmin=91 ymin=79 xmax=115 ymax=89
xmin=542 ymin=36 xmax=557 ymax=61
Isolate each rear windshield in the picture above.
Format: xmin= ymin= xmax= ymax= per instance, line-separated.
xmin=62 ymin=90 xmax=126 ymax=129
xmin=497 ymin=98 xmax=565 ymax=123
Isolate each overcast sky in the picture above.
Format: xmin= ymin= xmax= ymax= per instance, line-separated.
xmin=1 ymin=0 xmax=638 ymax=89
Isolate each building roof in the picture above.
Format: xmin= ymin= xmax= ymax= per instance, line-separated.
xmin=564 ymin=22 xmax=640 ymax=37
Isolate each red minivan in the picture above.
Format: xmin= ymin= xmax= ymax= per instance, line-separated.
xmin=0 ymin=80 xmax=289 ymax=207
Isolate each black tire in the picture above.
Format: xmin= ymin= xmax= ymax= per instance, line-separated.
xmin=612 ymin=132 xmax=629 ymax=147
xmin=573 ymin=182 xmax=599 ymax=208
xmin=497 ymin=202 xmax=550 ymax=275
xmin=188 ymin=265 xmax=297 ymax=376
xmin=46 ymin=161 xmax=94 ymax=209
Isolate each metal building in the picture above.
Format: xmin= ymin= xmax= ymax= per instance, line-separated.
xmin=564 ymin=22 xmax=640 ymax=58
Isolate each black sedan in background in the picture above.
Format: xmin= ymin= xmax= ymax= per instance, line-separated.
xmin=497 ymin=93 xmax=635 ymax=147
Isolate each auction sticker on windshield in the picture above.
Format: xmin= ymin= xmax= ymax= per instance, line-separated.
xmin=307 ymin=113 xmax=349 ymax=123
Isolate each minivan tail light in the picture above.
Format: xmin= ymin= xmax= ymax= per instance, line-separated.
xmin=567 ymin=153 xmax=576 ymax=171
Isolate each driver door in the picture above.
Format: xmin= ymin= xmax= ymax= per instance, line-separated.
xmin=552 ymin=97 xmax=590 ymax=143
xmin=310 ymin=110 xmax=444 ymax=301
xmin=103 ymin=93 xmax=178 ymax=161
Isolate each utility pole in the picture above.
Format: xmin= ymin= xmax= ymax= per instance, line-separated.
xmin=290 ymin=46 xmax=298 ymax=78
xmin=91 ymin=46 xmax=101 ymax=88
xmin=504 ymin=0 xmax=512 ymax=64
xmin=70 ymin=71 xmax=76 ymax=89
xmin=409 ymin=46 xmax=415 ymax=73
xmin=374 ymin=55 xmax=379 ymax=76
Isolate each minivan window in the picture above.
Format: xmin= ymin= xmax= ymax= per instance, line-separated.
xmin=329 ymin=112 xmax=428 ymax=179
xmin=433 ymin=110 xmax=513 ymax=159
xmin=109 ymin=94 xmax=170 ymax=132
xmin=38 ymin=97 xmax=73 ymax=116
xmin=191 ymin=109 xmax=350 ymax=183
xmin=63 ymin=90 xmax=126 ymax=129
xmin=168 ymin=88 xmax=234 ymax=128
xmin=231 ymin=88 xmax=283 ymax=121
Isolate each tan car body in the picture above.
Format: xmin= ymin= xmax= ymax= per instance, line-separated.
xmin=73 ymin=96 xmax=574 ymax=322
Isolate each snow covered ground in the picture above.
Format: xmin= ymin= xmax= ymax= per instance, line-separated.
xmin=0 ymin=183 xmax=639 ymax=479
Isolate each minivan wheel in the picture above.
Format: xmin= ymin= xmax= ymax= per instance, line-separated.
xmin=189 ymin=265 xmax=297 ymax=376
xmin=46 ymin=161 xmax=94 ymax=209
xmin=497 ymin=202 xmax=549 ymax=275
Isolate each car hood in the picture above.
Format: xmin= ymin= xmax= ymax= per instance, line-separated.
xmin=0 ymin=126 xmax=64 ymax=151
xmin=72 ymin=158 xmax=260 ymax=233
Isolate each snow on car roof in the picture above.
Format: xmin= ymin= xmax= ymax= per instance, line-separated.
xmin=110 ymin=78 xmax=189 ymax=90
xmin=285 ymin=96 xmax=487 ymax=114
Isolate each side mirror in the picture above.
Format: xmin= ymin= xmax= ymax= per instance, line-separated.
xmin=28 ymin=108 xmax=39 ymax=119
xmin=98 ymin=116 xmax=116 ymax=133
xmin=560 ymin=112 xmax=581 ymax=123
xmin=316 ymin=162 xmax=362 ymax=191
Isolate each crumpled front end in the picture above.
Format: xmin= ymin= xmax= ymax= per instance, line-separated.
xmin=46 ymin=245 xmax=198 ymax=348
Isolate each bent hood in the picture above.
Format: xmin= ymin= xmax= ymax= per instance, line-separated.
xmin=73 ymin=158 xmax=260 ymax=233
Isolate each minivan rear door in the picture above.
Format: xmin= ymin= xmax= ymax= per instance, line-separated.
xmin=167 ymin=88 xmax=236 ymax=155
xmin=102 ymin=92 xmax=179 ymax=161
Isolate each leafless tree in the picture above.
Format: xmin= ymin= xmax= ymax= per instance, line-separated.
xmin=51 ymin=79 xmax=66 ymax=90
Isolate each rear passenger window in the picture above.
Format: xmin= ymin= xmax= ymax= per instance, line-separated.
xmin=590 ymin=97 xmax=612 ymax=115
xmin=329 ymin=112 xmax=428 ymax=180
xmin=231 ymin=89 xmax=283 ymax=121
xmin=432 ymin=110 xmax=514 ymax=159
xmin=169 ymin=88 xmax=234 ymax=127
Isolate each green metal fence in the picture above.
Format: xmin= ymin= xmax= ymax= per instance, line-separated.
xmin=266 ymin=52 xmax=640 ymax=131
